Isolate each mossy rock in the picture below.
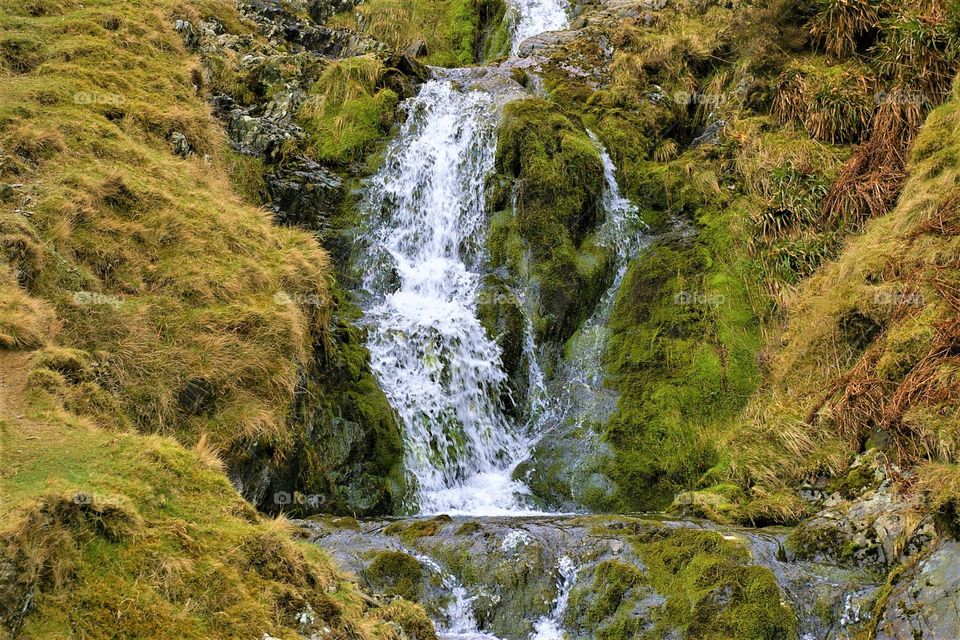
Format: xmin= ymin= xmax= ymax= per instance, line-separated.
xmin=488 ymin=98 xmax=611 ymax=349
xmin=384 ymin=515 xmax=453 ymax=544
xmin=636 ymin=528 xmax=799 ymax=639
xmin=366 ymin=550 xmax=424 ymax=602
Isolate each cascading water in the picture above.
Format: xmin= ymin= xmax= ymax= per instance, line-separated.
xmin=413 ymin=554 xmax=500 ymax=640
xmin=359 ymin=71 xmax=537 ymax=516
xmin=529 ymin=132 xmax=648 ymax=480
xmin=506 ymin=0 xmax=569 ymax=54
xmin=530 ymin=556 xmax=579 ymax=640
xmin=357 ymin=0 xmax=574 ymax=518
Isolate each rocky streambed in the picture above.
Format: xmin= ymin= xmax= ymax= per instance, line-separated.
xmin=300 ymin=514 xmax=883 ymax=639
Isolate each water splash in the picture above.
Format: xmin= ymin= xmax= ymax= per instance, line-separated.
xmin=507 ymin=0 xmax=569 ymax=53
xmin=530 ymin=556 xmax=579 ymax=640
xmin=541 ymin=134 xmax=647 ymax=436
xmin=415 ymin=554 xmax=503 ymax=640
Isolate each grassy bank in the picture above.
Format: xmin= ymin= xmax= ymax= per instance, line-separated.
xmin=0 ymin=0 xmax=431 ymax=635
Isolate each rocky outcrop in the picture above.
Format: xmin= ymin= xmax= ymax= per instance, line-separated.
xmin=304 ymin=514 xmax=881 ymax=640
xmin=175 ymin=0 xmax=437 ymax=517
xmin=787 ymin=452 xmax=934 ymax=568
xmin=874 ymin=540 xmax=960 ymax=640
xmin=266 ymin=155 xmax=345 ymax=230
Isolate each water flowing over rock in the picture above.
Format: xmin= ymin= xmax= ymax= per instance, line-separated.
xmin=506 ymin=0 xmax=569 ymax=55
xmin=357 ymin=70 xmax=537 ymax=516
xmin=304 ymin=515 xmax=882 ymax=640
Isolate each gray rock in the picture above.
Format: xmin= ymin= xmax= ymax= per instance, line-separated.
xmin=875 ymin=540 xmax=960 ymax=640
xmin=170 ymin=131 xmax=191 ymax=157
xmin=405 ymin=38 xmax=428 ymax=58
xmin=266 ymin=155 xmax=345 ymax=230
xmin=303 ymin=514 xmax=882 ymax=640
xmin=689 ymin=119 xmax=725 ymax=148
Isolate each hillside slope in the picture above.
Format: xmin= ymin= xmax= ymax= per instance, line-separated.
xmin=0 ymin=0 xmax=431 ymax=636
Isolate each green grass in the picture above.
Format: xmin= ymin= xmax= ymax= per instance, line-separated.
xmin=0 ymin=379 xmax=433 ymax=638
xmin=327 ymin=0 xmax=509 ymax=67
xmin=0 ymin=0 xmax=432 ymax=635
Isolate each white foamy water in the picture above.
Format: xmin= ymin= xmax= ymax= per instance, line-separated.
xmin=360 ymin=74 xmax=536 ymax=516
xmin=415 ymin=554 xmax=504 ymax=640
xmin=530 ymin=556 xmax=579 ymax=640
xmin=356 ymin=0 xmax=585 ymax=519
xmin=507 ymin=0 xmax=569 ymax=54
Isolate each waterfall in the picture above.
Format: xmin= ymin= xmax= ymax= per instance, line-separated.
xmin=356 ymin=0 xmax=584 ymax=517
xmin=413 ymin=554 xmax=501 ymax=639
xmin=359 ymin=71 xmax=535 ymax=516
xmin=530 ymin=556 xmax=579 ymax=640
xmin=507 ymin=0 xmax=569 ymax=54
xmin=538 ymin=134 xmax=648 ymax=445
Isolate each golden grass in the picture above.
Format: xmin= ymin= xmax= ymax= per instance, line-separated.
xmin=723 ymin=86 xmax=960 ymax=497
xmin=0 ymin=3 xmax=430 ymax=633
xmin=0 ymin=0 xmax=333 ymax=453
xmin=0 ymin=267 xmax=57 ymax=349
xmin=810 ymin=0 xmax=879 ymax=58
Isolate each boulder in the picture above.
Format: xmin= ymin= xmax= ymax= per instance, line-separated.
xmin=266 ymin=155 xmax=345 ymax=230
xmin=874 ymin=540 xmax=960 ymax=640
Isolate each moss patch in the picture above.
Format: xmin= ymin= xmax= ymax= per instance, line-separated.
xmin=487 ymin=98 xmax=610 ymax=348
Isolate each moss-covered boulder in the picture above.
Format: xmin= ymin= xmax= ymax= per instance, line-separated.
xmin=232 ymin=288 xmax=406 ymax=516
xmin=487 ymin=98 xmax=611 ymax=351
xmin=565 ymin=526 xmax=798 ymax=640
xmin=366 ymin=550 xmax=425 ymax=601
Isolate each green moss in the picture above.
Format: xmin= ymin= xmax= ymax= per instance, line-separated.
xmin=454 ymin=521 xmax=482 ymax=535
xmin=327 ymin=0 xmax=509 ymax=67
xmin=786 ymin=523 xmax=846 ymax=562
xmin=566 ymin=560 xmax=649 ymax=638
xmin=596 ymin=184 xmax=763 ymax=511
xmin=384 ymin=515 xmax=452 ymax=543
xmin=297 ymin=56 xmax=399 ymax=166
xmin=488 ymin=98 xmax=610 ymax=346
xmin=636 ymin=528 xmax=798 ymax=640
xmin=826 ymin=462 xmax=881 ymax=498
xmin=366 ymin=550 xmax=424 ymax=602
xmin=279 ymin=285 xmax=406 ymax=516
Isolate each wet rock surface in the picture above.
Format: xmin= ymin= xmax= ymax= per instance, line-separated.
xmin=266 ymin=155 xmax=345 ymax=230
xmin=175 ymin=0 xmax=434 ymax=517
xmin=788 ymin=452 xmax=934 ymax=568
xmin=301 ymin=515 xmax=882 ymax=639
xmin=874 ymin=540 xmax=960 ymax=640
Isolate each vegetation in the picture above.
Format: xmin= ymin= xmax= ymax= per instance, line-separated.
xmin=297 ymin=56 xmax=401 ymax=165
xmin=327 ymin=0 xmax=510 ymax=67
xmin=566 ymin=523 xmax=798 ymax=640
xmin=488 ymin=98 xmax=610 ymax=351
xmin=0 ymin=0 xmax=422 ymax=635
xmin=484 ymin=0 xmax=960 ymax=525
xmin=366 ymin=550 xmax=425 ymax=602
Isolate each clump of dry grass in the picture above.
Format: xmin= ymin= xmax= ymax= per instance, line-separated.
xmin=774 ymin=62 xmax=874 ymax=144
xmin=725 ymin=90 xmax=960 ymax=505
xmin=0 ymin=267 xmax=56 ymax=350
xmin=811 ymin=0 xmax=880 ymax=58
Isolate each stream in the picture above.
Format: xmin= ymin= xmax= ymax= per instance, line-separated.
xmin=324 ymin=1 xmax=881 ymax=638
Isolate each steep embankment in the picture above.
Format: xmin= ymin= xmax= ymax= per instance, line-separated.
xmin=0 ymin=0 xmax=431 ymax=636
xmin=497 ymin=0 xmax=960 ymax=526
